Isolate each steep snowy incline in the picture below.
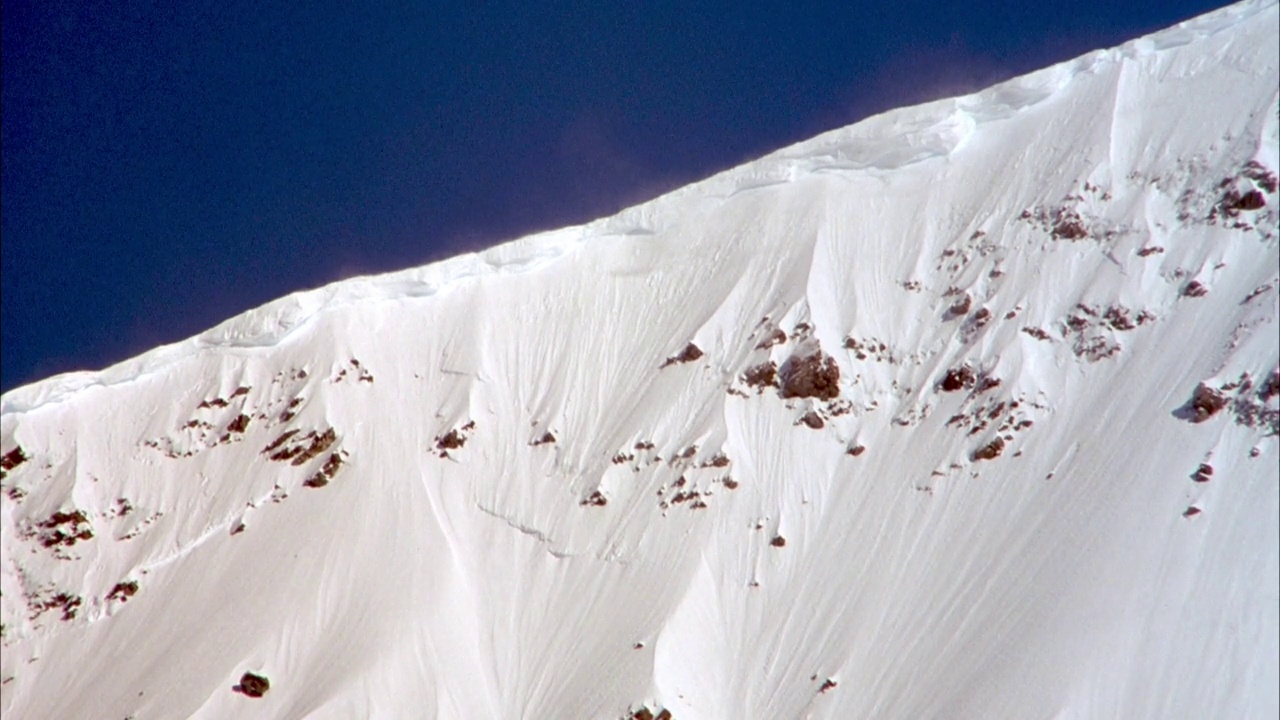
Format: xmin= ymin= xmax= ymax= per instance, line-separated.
xmin=2 ymin=2 xmax=1278 ymax=718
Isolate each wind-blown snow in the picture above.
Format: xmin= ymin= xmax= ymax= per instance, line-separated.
xmin=2 ymin=2 xmax=1278 ymax=718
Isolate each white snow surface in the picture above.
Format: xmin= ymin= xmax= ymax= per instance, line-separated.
xmin=2 ymin=2 xmax=1279 ymax=718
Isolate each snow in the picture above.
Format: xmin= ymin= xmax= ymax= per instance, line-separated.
xmin=2 ymin=1 xmax=1278 ymax=718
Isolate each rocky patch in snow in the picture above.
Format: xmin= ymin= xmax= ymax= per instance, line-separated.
xmin=234 ymin=672 xmax=270 ymax=698
xmin=263 ymin=427 xmax=338 ymax=465
xmin=433 ymin=420 xmax=476 ymax=458
xmin=660 ymin=342 xmax=704 ymax=368
xmin=0 ymin=445 xmax=28 ymax=480
xmin=331 ymin=357 xmax=375 ymax=384
xmin=303 ymin=451 xmax=349 ymax=488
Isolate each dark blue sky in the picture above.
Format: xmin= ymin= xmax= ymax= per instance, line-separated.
xmin=1 ymin=1 xmax=1226 ymax=392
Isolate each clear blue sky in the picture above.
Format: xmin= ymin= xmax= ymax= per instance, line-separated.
xmin=1 ymin=0 xmax=1227 ymax=391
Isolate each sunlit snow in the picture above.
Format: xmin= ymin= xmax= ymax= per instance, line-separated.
xmin=2 ymin=2 xmax=1278 ymax=718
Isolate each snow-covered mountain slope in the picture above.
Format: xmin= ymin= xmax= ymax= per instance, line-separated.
xmin=3 ymin=2 xmax=1278 ymax=718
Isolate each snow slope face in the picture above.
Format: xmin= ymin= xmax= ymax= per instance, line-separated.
xmin=2 ymin=2 xmax=1278 ymax=718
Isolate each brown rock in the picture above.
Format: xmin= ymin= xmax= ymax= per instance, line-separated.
xmin=1228 ymin=189 xmax=1267 ymax=211
xmin=1187 ymin=383 xmax=1228 ymax=423
xmin=779 ymin=353 xmax=841 ymax=400
xmin=1259 ymin=368 xmax=1280 ymax=402
xmin=237 ymin=672 xmax=270 ymax=698
xmin=226 ymin=414 xmax=251 ymax=434
xmin=799 ymin=411 xmax=825 ymax=429
xmin=755 ymin=328 xmax=787 ymax=350
xmin=1182 ymin=280 xmax=1209 ymax=298
xmin=107 ymin=581 xmax=139 ymax=602
xmin=1 ymin=446 xmax=28 ymax=474
xmin=743 ymin=361 xmax=779 ymax=389
xmin=662 ymin=343 xmax=704 ymax=368
xmin=436 ymin=429 xmax=466 ymax=450
xmin=940 ymin=366 xmax=976 ymax=392
xmin=971 ymin=437 xmax=1005 ymax=461
xmin=1051 ymin=208 xmax=1088 ymax=240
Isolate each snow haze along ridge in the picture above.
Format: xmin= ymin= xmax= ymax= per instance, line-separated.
xmin=2 ymin=1 xmax=1278 ymax=718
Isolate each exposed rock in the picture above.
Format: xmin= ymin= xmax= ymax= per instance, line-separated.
xmin=264 ymin=428 xmax=338 ymax=464
xmin=1221 ymin=188 xmax=1267 ymax=213
xmin=770 ymin=535 xmax=786 ymax=548
xmin=236 ymin=672 xmax=270 ymax=698
xmin=1186 ymin=383 xmax=1229 ymax=423
xmin=1051 ymin=208 xmax=1089 ymax=240
xmin=661 ymin=343 xmax=704 ymax=368
xmin=291 ymin=428 xmax=337 ymax=465
xmin=975 ymin=376 xmax=1002 ymax=394
xmin=303 ymin=453 xmax=345 ymax=488
xmin=263 ymin=429 xmax=300 ymax=455
xmin=33 ymin=591 xmax=82 ymax=621
xmin=779 ymin=353 xmax=840 ymax=400
xmin=842 ymin=336 xmax=896 ymax=363
xmin=755 ymin=328 xmax=787 ymax=350
xmin=971 ymin=437 xmax=1005 ymax=461
xmin=1260 ymin=368 xmax=1280 ymax=402
xmin=437 ymin=429 xmax=466 ymax=450
xmin=107 ymin=581 xmax=139 ymax=602
xmin=1103 ymin=306 xmax=1137 ymax=331
xmin=627 ymin=709 xmax=673 ymax=720
xmin=1 ymin=446 xmax=28 ymax=479
xmin=34 ymin=510 xmax=94 ymax=548
xmin=279 ymin=397 xmax=304 ymax=422
xmin=1243 ymin=160 xmax=1280 ymax=193
xmin=702 ymin=454 xmax=730 ymax=468
xmin=799 ymin=411 xmax=825 ymax=429
xmin=742 ymin=361 xmax=779 ymax=389
xmin=940 ymin=366 xmax=976 ymax=392
xmin=970 ymin=307 xmax=992 ymax=328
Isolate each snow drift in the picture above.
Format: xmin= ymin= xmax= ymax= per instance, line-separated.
xmin=3 ymin=2 xmax=1278 ymax=718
